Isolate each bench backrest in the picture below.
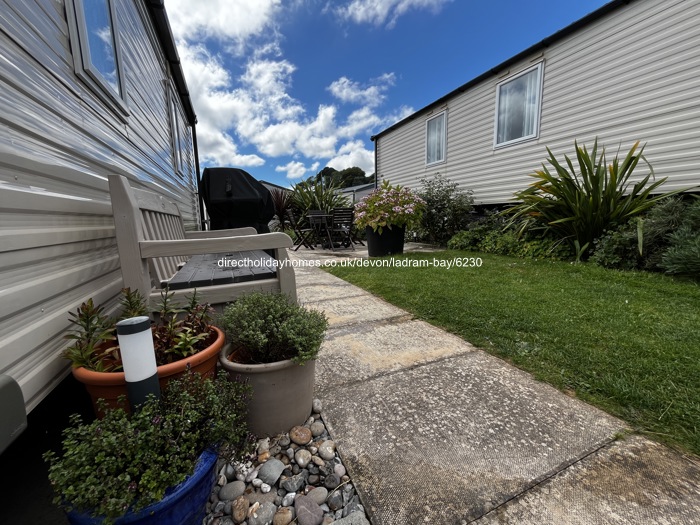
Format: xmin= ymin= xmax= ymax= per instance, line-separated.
xmin=132 ymin=187 xmax=188 ymax=286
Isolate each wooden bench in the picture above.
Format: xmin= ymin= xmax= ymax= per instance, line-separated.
xmin=108 ymin=174 xmax=296 ymax=308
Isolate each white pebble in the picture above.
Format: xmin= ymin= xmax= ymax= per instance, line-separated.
xmin=282 ymin=492 xmax=296 ymax=506
xmin=252 ymin=478 xmax=263 ymax=488
xmin=260 ymin=483 xmax=271 ymax=493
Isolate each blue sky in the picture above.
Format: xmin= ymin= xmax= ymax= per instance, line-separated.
xmin=165 ymin=0 xmax=610 ymax=188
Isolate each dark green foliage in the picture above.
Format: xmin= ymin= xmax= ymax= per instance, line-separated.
xmin=660 ymin=199 xmax=700 ymax=277
xmin=416 ymin=174 xmax=474 ymax=245
xmin=505 ymin=139 xmax=682 ymax=259
xmin=44 ymin=372 xmax=250 ymax=523
xmin=290 ymin=179 xmax=350 ymax=221
xmin=589 ymin=221 xmax=640 ymax=271
xmin=314 ymin=166 xmax=375 ymax=189
xmin=590 ymin=197 xmax=699 ymax=275
xmin=219 ymin=292 xmax=328 ymax=365
xmin=447 ymin=211 xmax=573 ymax=260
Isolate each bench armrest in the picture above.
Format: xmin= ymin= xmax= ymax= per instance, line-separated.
xmin=184 ymin=227 xmax=257 ymax=239
xmin=139 ymin=232 xmax=293 ymax=258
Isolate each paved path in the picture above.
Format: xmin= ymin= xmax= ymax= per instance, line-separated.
xmin=290 ymin=245 xmax=700 ymax=525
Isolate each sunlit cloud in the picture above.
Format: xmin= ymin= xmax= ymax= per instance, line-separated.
xmin=165 ymin=0 xmax=420 ymax=176
xmin=332 ymin=0 xmax=453 ymax=28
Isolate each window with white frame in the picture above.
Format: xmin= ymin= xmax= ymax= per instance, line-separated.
xmin=169 ymin=85 xmax=188 ymax=174
xmin=426 ymin=111 xmax=446 ymax=165
xmin=66 ymin=0 xmax=127 ymax=112
xmin=494 ymin=63 xmax=543 ymax=147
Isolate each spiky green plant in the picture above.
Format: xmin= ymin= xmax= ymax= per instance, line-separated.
xmin=505 ymin=139 xmax=683 ymax=260
xmin=290 ymin=179 xmax=350 ymax=225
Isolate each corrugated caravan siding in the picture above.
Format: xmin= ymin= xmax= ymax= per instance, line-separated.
xmin=376 ymin=0 xmax=700 ymax=204
xmin=0 ymin=0 xmax=197 ymax=411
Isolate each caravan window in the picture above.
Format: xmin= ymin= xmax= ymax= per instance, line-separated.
xmin=67 ymin=0 xmax=128 ymax=113
xmin=426 ymin=111 xmax=446 ymax=165
xmin=494 ymin=63 xmax=543 ymax=147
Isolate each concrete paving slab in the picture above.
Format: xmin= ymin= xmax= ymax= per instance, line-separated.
xmin=474 ymin=435 xmax=700 ymax=525
xmin=302 ymin=293 xmax=411 ymax=328
xmin=321 ymin=351 xmax=626 ymax=525
xmin=314 ymin=319 xmax=477 ymax=393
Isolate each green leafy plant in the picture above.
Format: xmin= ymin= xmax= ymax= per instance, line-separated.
xmin=505 ymin=138 xmax=682 ymax=259
xmin=590 ymin=196 xmax=695 ymax=272
xmin=354 ymin=180 xmax=426 ymax=234
xmin=64 ymin=288 xmax=216 ymax=371
xmin=660 ymin=198 xmax=700 ymax=277
xmin=291 ymin=178 xmax=350 ymax=222
xmin=63 ymin=299 xmax=117 ymax=372
xmin=447 ymin=211 xmax=572 ymax=260
xmin=416 ymin=174 xmax=474 ymax=245
xmin=219 ymin=292 xmax=328 ymax=365
xmin=44 ymin=371 xmax=250 ymax=524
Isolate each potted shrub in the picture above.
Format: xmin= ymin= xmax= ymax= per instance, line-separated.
xmin=354 ymin=180 xmax=425 ymax=256
xmin=64 ymin=288 xmax=224 ymax=416
xmin=217 ymin=292 xmax=328 ymax=437
xmin=43 ymin=371 xmax=250 ymax=525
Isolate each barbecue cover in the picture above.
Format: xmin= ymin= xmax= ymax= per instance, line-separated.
xmin=200 ymin=167 xmax=274 ymax=233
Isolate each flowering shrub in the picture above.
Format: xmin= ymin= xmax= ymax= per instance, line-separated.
xmin=354 ymin=180 xmax=425 ymax=234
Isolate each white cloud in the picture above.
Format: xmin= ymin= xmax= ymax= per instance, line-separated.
xmin=328 ymin=73 xmax=395 ymax=107
xmin=166 ymin=0 xmax=281 ymax=49
xmin=327 ymin=140 xmax=375 ymax=174
xmin=166 ymin=0 xmax=411 ymax=177
xmin=276 ymin=160 xmax=320 ymax=180
xmin=334 ymin=0 xmax=453 ymax=28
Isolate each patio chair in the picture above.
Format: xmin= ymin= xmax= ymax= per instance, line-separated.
xmin=286 ymin=209 xmax=315 ymax=251
xmin=307 ymin=210 xmax=334 ymax=250
xmin=331 ymin=207 xmax=355 ymax=250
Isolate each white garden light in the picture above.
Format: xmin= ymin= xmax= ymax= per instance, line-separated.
xmin=115 ymin=316 xmax=160 ymax=410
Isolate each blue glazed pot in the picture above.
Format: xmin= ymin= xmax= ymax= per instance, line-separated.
xmin=66 ymin=449 xmax=217 ymax=525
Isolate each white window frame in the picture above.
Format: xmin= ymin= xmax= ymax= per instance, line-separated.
xmin=168 ymin=83 xmax=188 ymax=175
xmin=493 ymin=62 xmax=544 ymax=148
xmin=65 ymin=0 xmax=128 ymax=115
xmin=425 ymin=111 xmax=447 ymax=166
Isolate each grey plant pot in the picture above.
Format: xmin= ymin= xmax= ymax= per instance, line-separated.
xmin=219 ymin=344 xmax=316 ymax=437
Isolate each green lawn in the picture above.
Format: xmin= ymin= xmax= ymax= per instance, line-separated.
xmin=326 ymin=251 xmax=700 ymax=455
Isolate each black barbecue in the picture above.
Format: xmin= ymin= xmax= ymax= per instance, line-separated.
xmin=200 ymin=167 xmax=274 ymax=233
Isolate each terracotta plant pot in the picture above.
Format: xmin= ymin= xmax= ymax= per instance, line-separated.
xmin=219 ymin=343 xmax=316 ymax=437
xmin=65 ymin=449 xmax=217 ymax=525
xmin=72 ymin=326 xmax=225 ymax=416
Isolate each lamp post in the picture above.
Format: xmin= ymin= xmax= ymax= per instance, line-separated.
xmin=115 ymin=316 xmax=160 ymax=411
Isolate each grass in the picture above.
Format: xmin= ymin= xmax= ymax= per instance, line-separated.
xmin=326 ymin=251 xmax=700 ymax=455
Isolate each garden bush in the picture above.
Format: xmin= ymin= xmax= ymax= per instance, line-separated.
xmin=590 ymin=196 xmax=699 ymax=275
xmin=660 ymin=199 xmax=700 ymax=277
xmin=416 ymin=174 xmax=474 ymax=245
xmin=448 ymin=211 xmax=572 ymax=260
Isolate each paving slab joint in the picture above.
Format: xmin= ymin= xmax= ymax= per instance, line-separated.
xmin=326 ymin=312 xmax=416 ymax=330
xmin=465 ymin=435 xmax=628 ymax=523
xmin=315 ymin=350 xmax=478 ymax=398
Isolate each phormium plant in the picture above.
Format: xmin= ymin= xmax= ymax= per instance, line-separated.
xmin=505 ymin=138 xmax=683 ymax=260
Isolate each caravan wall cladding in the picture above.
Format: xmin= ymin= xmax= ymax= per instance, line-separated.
xmin=374 ymin=0 xmax=700 ymax=205
xmin=0 ymin=0 xmax=199 ymax=413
